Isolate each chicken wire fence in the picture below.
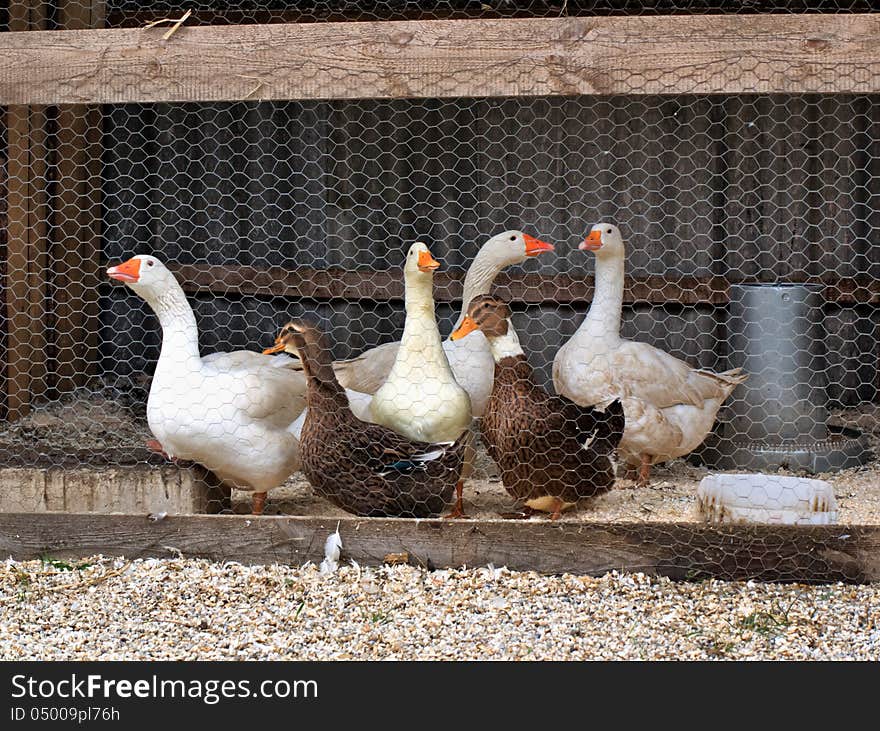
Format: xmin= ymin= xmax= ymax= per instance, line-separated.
xmin=3 ymin=0 xmax=879 ymax=29
xmin=0 ymin=2 xmax=878 ymax=544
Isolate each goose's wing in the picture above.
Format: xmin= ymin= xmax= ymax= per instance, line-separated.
xmin=610 ymin=341 xmax=734 ymax=409
xmin=345 ymin=389 xmax=374 ymax=422
xmin=202 ymin=350 xmax=307 ymax=426
xmin=331 ymin=340 xmax=401 ymax=394
xmin=202 ymin=350 xmax=298 ymax=370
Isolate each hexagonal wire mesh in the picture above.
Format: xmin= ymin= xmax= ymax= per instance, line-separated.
xmin=0 ymin=2 xmax=878 ymax=574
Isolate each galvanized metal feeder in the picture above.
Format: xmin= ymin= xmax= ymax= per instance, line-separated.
xmin=700 ymin=283 xmax=872 ymax=473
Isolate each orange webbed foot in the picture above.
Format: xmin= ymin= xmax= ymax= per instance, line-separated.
xmin=443 ymin=481 xmax=469 ymax=519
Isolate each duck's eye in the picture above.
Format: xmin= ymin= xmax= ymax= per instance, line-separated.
xmin=147 ymin=260 xmax=154 ymax=267
xmin=510 ymin=235 xmax=516 ymax=241
xmin=606 ymin=228 xmax=612 ymax=234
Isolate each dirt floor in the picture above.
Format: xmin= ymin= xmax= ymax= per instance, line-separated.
xmin=1 ymin=391 xmax=878 ymax=523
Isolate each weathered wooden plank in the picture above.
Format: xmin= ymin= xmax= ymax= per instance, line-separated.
xmin=0 ymin=512 xmax=877 ymax=583
xmin=0 ymin=465 xmax=227 ymax=515
xmin=159 ymin=262 xmax=880 ymax=305
xmin=99 ymin=2 xmax=880 ymax=31
xmin=51 ymin=0 xmax=105 ymax=394
xmin=3 ymin=2 xmax=49 ymax=421
xmin=824 ymin=304 xmax=879 ymax=407
xmin=479 ymin=96 xmax=726 ymax=278
xmin=52 ymin=106 xmax=104 ymax=394
xmin=168 ymin=263 xmax=731 ymax=304
xmin=0 ymin=108 xmax=7 ymax=420
xmin=2 ymin=14 xmax=880 ymax=105
xmin=324 ymin=98 xmax=484 ymax=270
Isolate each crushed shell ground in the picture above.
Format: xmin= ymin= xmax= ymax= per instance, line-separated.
xmin=1 ymin=558 xmax=879 ymax=660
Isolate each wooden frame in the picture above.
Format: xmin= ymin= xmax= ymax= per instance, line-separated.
xmin=1 ymin=14 xmax=880 ymax=106
xmin=2 ymin=10 xmax=880 ymax=582
xmin=167 ymin=264 xmax=880 ymax=306
xmin=51 ymin=0 xmax=104 ymax=396
xmin=1 ymin=512 xmax=878 ymax=583
xmin=3 ymin=1 xmax=49 ymax=421
xmin=2 ymin=1 xmax=104 ymax=418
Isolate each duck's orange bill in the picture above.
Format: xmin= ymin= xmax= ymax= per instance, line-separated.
xmin=106 ymin=257 xmax=141 ymax=283
xmin=417 ymin=249 xmax=441 ymax=273
xmin=450 ymin=315 xmax=479 ymax=341
xmin=523 ymin=234 xmax=555 ymax=256
xmin=580 ymin=230 xmax=603 ymax=251
xmin=263 ymin=338 xmax=286 ymax=355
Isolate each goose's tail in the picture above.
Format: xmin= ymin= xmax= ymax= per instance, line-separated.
xmin=704 ymin=367 xmax=748 ymax=400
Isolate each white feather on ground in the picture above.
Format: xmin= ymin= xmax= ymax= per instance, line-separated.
xmin=320 ymin=522 xmax=343 ymax=575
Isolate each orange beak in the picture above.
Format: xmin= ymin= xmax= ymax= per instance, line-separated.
xmin=417 ymin=249 xmax=441 ymax=273
xmin=579 ymin=230 xmax=603 ymax=252
xmin=263 ymin=342 xmax=286 ymax=355
xmin=263 ymin=332 xmax=288 ymax=355
xmin=523 ymin=234 xmax=555 ymax=257
xmin=106 ymin=257 xmax=141 ymax=283
xmin=450 ymin=315 xmax=479 ymax=341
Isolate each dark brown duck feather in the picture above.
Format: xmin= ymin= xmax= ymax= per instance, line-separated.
xmin=482 ymin=355 xmax=624 ymax=506
xmin=452 ymin=294 xmax=624 ymax=513
xmin=267 ymin=320 xmax=464 ymax=518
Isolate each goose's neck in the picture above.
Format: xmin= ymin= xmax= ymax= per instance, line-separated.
xmin=147 ymin=283 xmax=201 ymax=367
xmin=487 ymin=321 xmax=525 ymax=362
xmin=454 ymin=255 xmax=509 ymax=330
xmin=401 ymin=275 xmax=444 ymax=352
xmin=580 ymin=254 xmax=625 ymax=340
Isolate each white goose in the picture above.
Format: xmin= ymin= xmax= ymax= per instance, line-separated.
xmin=281 ymin=231 xmax=555 ymax=446
xmin=327 ymin=230 xmax=554 ymax=417
xmin=107 ymin=254 xmax=308 ymax=514
xmin=552 ymin=223 xmax=747 ymax=485
xmin=369 ymin=243 xmax=472 ymax=442
xmin=367 ymin=242 xmax=473 ymax=517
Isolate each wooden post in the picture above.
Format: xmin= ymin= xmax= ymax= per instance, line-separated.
xmin=51 ymin=0 xmax=105 ymax=395
xmin=3 ymin=1 xmax=49 ymax=421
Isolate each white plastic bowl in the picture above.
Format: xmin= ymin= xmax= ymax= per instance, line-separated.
xmin=696 ymin=473 xmax=838 ymax=525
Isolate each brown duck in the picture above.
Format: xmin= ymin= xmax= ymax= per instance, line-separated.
xmin=451 ymin=295 xmax=625 ymax=519
xmin=264 ymin=320 xmax=466 ymax=518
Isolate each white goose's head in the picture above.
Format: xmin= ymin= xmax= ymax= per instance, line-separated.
xmin=580 ymin=223 xmax=625 ymax=260
xmin=478 ymin=230 xmax=555 ymax=267
xmin=106 ymin=254 xmax=178 ymax=302
xmin=403 ymin=241 xmax=441 ymax=281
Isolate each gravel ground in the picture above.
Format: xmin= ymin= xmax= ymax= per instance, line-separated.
xmin=1 ymin=557 xmax=878 ymax=660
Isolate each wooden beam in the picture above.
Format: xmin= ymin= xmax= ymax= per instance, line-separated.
xmin=0 ymin=512 xmax=877 ymax=583
xmin=3 ymin=2 xmax=49 ymax=421
xmin=2 ymin=14 xmax=880 ymax=105
xmin=102 ymin=3 xmax=880 ymax=30
xmin=103 ymin=8 xmax=475 ymax=28
xmin=145 ymin=263 xmax=880 ymax=306
xmin=169 ymin=264 xmax=731 ymax=306
xmin=50 ymin=0 xmax=105 ymax=395
xmin=0 ymin=115 xmax=7 ymax=421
